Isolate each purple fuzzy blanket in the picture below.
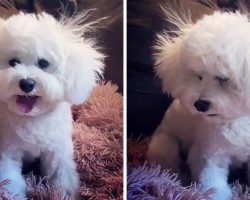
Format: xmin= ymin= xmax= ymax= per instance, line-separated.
xmin=127 ymin=138 xmax=250 ymax=200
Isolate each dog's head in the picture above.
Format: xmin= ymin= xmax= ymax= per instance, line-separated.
xmin=155 ymin=11 xmax=250 ymax=122
xmin=0 ymin=12 xmax=104 ymax=116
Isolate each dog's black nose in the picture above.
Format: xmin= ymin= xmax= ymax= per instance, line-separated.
xmin=194 ymin=100 xmax=210 ymax=112
xmin=19 ymin=78 xmax=36 ymax=93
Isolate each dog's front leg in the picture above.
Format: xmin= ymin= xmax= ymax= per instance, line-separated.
xmin=198 ymin=164 xmax=231 ymax=200
xmin=0 ymin=153 xmax=26 ymax=198
xmin=188 ymin=145 xmax=232 ymax=200
xmin=146 ymin=105 xmax=182 ymax=172
xmin=40 ymin=142 xmax=79 ymax=197
xmin=147 ymin=127 xmax=181 ymax=171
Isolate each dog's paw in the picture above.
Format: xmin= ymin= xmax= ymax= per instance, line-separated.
xmin=212 ymin=187 xmax=232 ymax=200
xmin=50 ymin=168 xmax=79 ymax=197
xmin=202 ymin=184 xmax=232 ymax=200
xmin=4 ymin=180 xmax=26 ymax=199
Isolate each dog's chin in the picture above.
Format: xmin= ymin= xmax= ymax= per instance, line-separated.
xmin=194 ymin=111 xmax=237 ymax=124
xmin=6 ymin=95 xmax=50 ymax=117
xmin=203 ymin=114 xmax=230 ymax=123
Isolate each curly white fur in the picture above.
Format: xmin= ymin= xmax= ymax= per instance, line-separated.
xmin=147 ymin=10 xmax=250 ymax=200
xmin=0 ymin=11 xmax=104 ymax=198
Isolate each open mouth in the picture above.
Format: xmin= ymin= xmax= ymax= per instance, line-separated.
xmin=16 ymin=95 xmax=39 ymax=113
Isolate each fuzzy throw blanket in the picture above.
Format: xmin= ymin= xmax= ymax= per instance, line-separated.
xmin=0 ymin=82 xmax=123 ymax=200
xmin=128 ymin=138 xmax=250 ymax=200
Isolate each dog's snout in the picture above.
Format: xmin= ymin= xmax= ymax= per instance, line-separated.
xmin=19 ymin=78 xmax=36 ymax=93
xmin=194 ymin=100 xmax=210 ymax=112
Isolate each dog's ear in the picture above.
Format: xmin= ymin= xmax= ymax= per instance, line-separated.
xmin=64 ymin=42 xmax=104 ymax=105
xmin=153 ymin=6 xmax=192 ymax=95
xmin=60 ymin=11 xmax=105 ymax=105
xmin=154 ymin=35 xmax=185 ymax=95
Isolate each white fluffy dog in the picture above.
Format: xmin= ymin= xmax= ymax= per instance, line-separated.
xmin=0 ymin=11 xmax=104 ymax=198
xmin=147 ymin=10 xmax=250 ymax=200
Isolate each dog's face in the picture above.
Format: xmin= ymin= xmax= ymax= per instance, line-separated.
xmin=0 ymin=12 xmax=104 ymax=116
xmin=155 ymin=12 xmax=250 ymax=122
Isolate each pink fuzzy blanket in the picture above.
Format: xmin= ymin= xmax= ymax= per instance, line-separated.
xmin=0 ymin=82 xmax=123 ymax=200
xmin=128 ymin=138 xmax=250 ymax=200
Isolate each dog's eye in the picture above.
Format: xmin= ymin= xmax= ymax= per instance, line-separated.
xmin=9 ymin=58 xmax=21 ymax=67
xmin=215 ymin=76 xmax=229 ymax=86
xmin=198 ymin=75 xmax=203 ymax=80
xmin=38 ymin=58 xmax=49 ymax=69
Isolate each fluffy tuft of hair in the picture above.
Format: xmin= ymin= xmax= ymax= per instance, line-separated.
xmin=59 ymin=9 xmax=107 ymax=41
xmin=154 ymin=7 xmax=250 ymax=119
xmin=55 ymin=10 xmax=106 ymax=104
xmin=153 ymin=3 xmax=195 ymax=95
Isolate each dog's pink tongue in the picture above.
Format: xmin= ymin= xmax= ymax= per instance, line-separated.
xmin=16 ymin=96 xmax=38 ymax=113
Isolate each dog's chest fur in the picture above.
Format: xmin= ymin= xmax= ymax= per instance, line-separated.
xmin=0 ymin=101 xmax=73 ymax=159
xmin=170 ymin=100 xmax=250 ymax=163
xmin=195 ymin=120 xmax=250 ymax=161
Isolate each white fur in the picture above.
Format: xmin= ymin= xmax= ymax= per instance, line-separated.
xmin=0 ymin=11 xmax=104 ymax=198
xmin=147 ymin=11 xmax=250 ymax=200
